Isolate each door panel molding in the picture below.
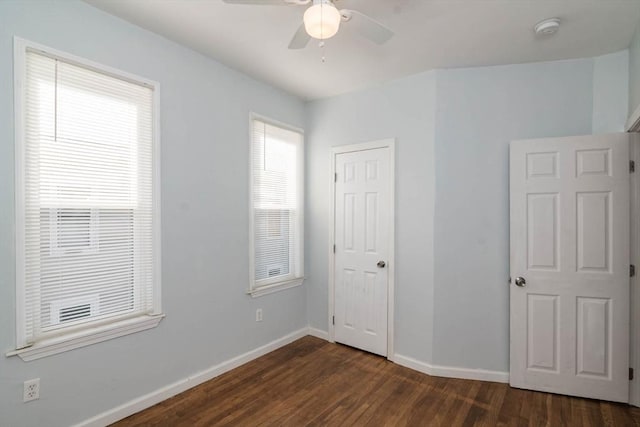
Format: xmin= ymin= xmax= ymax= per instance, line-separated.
xmin=328 ymin=139 xmax=395 ymax=360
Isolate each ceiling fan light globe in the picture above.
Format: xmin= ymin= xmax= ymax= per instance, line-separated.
xmin=303 ymin=3 xmax=340 ymax=40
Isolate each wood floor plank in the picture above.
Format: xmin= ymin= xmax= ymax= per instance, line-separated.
xmin=112 ymin=337 xmax=640 ymax=427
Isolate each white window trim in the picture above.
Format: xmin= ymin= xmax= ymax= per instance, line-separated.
xmin=6 ymin=314 xmax=165 ymax=362
xmin=10 ymin=37 xmax=163 ymax=359
xmin=247 ymin=113 xmax=304 ymax=298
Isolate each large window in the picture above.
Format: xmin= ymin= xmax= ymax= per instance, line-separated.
xmin=13 ymin=40 xmax=161 ymax=360
xmin=249 ymin=116 xmax=304 ymax=296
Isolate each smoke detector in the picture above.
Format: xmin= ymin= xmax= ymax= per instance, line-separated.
xmin=534 ymin=18 xmax=561 ymax=36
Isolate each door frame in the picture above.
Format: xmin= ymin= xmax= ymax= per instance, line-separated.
xmin=328 ymin=139 xmax=396 ymax=360
xmin=627 ymin=127 xmax=640 ymax=406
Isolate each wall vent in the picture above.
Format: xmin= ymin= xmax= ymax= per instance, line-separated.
xmin=50 ymin=295 xmax=99 ymax=325
xmin=267 ymin=264 xmax=283 ymax=277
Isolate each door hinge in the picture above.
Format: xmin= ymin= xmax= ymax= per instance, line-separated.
xmin=631 ymin=160 xmax=636 ymax=173
xmin=334 ymin=173 xmax=337 ymax=182
xmin=632 ymin=265 xmax=636 ymax=277
xmin=630 ymin=367 xmax=634 ymax=381
xmin=333 ymin=244 xmax=336 ymax=253
xmin=332 ymin=315 xmax=335 ymax=325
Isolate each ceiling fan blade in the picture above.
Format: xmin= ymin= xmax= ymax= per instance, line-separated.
xmin=222 ymin=0 xmax=310 ymax=5
xmin=288 ymin=23 xmax=311 ymax=49
xmin=340 ymin=9 xmax=394 ymax=45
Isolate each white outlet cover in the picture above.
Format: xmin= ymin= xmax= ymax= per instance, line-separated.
xmin=23 ymin=378 xmax=40 ymax=402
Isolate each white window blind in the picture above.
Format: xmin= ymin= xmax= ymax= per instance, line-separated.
xmin=250 ymin=118 xmax=304 ymax=292
xmin=17 ymin=49 xmax=158 ymax=348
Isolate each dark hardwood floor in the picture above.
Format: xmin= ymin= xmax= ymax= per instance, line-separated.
xmin=113 ymin=336 xmax=640 ymax=426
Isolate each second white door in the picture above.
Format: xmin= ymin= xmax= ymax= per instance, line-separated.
xmin=510 ymin=133 xmax=630 ymax=402
xmin=334 ymin=146 xmax=391 ymax=356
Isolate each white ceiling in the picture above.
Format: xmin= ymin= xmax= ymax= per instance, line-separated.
xmin=85 ymin=0 xmax=640 ymax=100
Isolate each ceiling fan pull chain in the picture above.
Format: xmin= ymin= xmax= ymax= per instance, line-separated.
xmin=319 ymin=3 xmax=326 ymax=64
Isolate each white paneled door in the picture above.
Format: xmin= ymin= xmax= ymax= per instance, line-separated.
xmin=510 ymin=133 xmax=630 ymax=402
xmin=334 ymin=146 xmax=391 ymax=356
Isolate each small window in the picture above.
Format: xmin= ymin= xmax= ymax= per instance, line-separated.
xmin=13 ymin=39 xmax=162 ymax=358
xmin=249 ymin=116 xmax=304 ymax=295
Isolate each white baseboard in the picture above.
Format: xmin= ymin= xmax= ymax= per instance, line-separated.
xmin=394 ymin=354 xmax=509 ymax=384
xmin=75 ymin=327 xmax=309 ymax=427
xmin=307 ymin=327 xmax=329 ymax=341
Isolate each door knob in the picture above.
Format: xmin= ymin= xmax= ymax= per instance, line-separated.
xmin=377 ymin=261 xmax=386 ymax=268
xmin=514 ymin=276 xmax=526 ymax=287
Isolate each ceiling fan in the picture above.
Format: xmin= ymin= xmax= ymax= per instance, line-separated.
xmin=222 ymin=0 xmax=394 ymax=49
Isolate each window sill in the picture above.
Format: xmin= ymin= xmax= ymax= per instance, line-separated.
xmin=247 ymin=277 xmax=304 ymax=298
xmin=6 ymin=314 xmax=165 ymax=362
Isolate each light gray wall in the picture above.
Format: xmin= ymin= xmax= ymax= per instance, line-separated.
xmin=593 ymin=50 xmax=629 ymax=134
xmin=630 ymin=24 xmax=640 ymax=122
xmin=305 ymin=71 xmax=437 ymax=363
xmin=629 ymin=26 xmax=640 ymax=126
xmin=432 ymin=59 xmax=596 ymax=372
xmin=305 ymin=55 xmax=629 ymax=374
xmin=0 ymin=2 xmax=306 ymax=426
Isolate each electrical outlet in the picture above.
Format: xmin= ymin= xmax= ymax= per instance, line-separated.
xmin=256 ymin=308 xmax=263 ymax=322
xmin=23 ymin=378 xmax=40 ymax=402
